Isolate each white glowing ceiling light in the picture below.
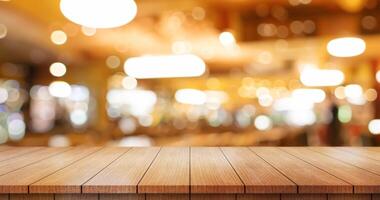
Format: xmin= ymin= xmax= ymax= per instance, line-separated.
xmin=254 ymin=115 xmax=272 ymax=131
xmin=175 ymin=89 xmax=206 ymax=105
xmin=344 ymin=84 xmax=363 ymax=99
xmin=106 ymin=89 xmax=157 ymax=116
xmin=300 ymin=68 xmax=344 ymax=87
xmin=48 ymin=81 xmax=72 ymax=98
xmin=124 ymin=54 xmax=206 ymax=79
xmin=205 ymin=90 xmax=229 ymax=105
xmin=292 ymin=88 xmax=326 ymax=103
xmin=219 ymin=32 xmax=236 ymax=47
xmin=369 ymin=119 xmax=380 ymax=135
xmin=344 ymin=84 xmax=366 ymax=105
xmin=273 ymin=97 xmax=314 ymax=112
xmin=60 ymin=0 xmax=137 ymax=28
xmin=327 ymin=37 xmax=366 ymax=57
xmin=286 ymin=110 xmax=316 ymax=127
xmin=174 ymin=89 xmax=228 ymax=106
xmin=49 ymin=62 xmax=67 ymax=77
xmin=107 ymin=89 xmax=157 ymax=106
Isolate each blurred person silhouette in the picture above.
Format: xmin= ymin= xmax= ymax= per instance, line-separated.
xmin=326 ymin=103 xmax=344 ymax=146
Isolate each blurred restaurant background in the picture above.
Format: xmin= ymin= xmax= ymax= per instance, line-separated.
xmin=1 ymin=0 xmax=380 ymax=147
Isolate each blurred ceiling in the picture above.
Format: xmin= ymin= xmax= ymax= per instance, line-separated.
xmin=0 ymin=0 xmax=379 ymax=73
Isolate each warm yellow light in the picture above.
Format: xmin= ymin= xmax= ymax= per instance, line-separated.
xmin=292 ymin=88 xmax=326 ymax=103
xmin=175 ymin=89 xmax=228 ymax=106
xmin=175 ymin=89 xmax=206 ymax=105
xmin=106 ymin=89 xmax=157 ymax=116
xmin=219 ymin=32 xmax=236 ymax=47
xmin=376 ymin=71 xmax=380 ymax=83
xmin=122 ymin=76 xmax=137 ymax=89
xmin=81 ymin=26 xmax=96 ymax=36
xmin=258 ymin=95 xmax=273 ymax=107
xmin=300 ymin=68 xmax=344 ymax=87
xmin=50 ymin=30 xmax=67 ymax=45
xmin=365 ymin=89 xmax=377 ymax=102
xmin=334 ymin=86 xmax=346 ymax=99
xmin=106 ymin=56 xmax=121 ymax=69
xmin=48 ymin=81 xmax=71 ymax=98
xmin=327 ymin=37 xmax=366 ymax=57
xmin=60 ymin=0 xmax=137 ymax=29
xmin=124 ymin=54 xmax=206 ymax=79
xmin=49 ymin=62 xmax=67 ymax=77
xmin=0 ymin=24 xmax=7 ymax=39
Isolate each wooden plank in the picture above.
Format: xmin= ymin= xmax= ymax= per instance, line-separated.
xmin=100 ymin=194 xmax=145 ymax=200
xmin=281 ymin=147 xmax=380 ymax=193
xmin=310 ymin=147 xmax=380 ymax=176
xmin=55 ymin=194 xmax=98 ymax=200
xmin=146 ymin=194 xmax=188 ymax=200
xmin=337 ymin=147 xmax=380 ymax=161
xmin=191 ymin=194 xmax=235 ymax=200
xmin=0 ymin=147 xmax=42 ymax=162
xmin=191 ymin=147 xmax=244 ymax=194
xmin=10 ymin=195 xmax=53 ymax=200
xmin=373 ymin=194 xmax=380 ymax=200
xmin=0 ymin=146 xmax=13 ymax=152
xmin=0 ymin=148 xmax=69 ymax=176
xmin=363 ymin=147 xmax=380 ymax=152
xmin=221 ymin=147 xmax=296 ymax=194
xmin=281 ymin=194 xmax=327 ymax=200
xmin=83 ymin=147 xmax=160 ymax=193
xmin=30 ymin=147 xmax=128 ymax=193
xmin=237 ymin=194 xmax=280 ymax=200
xmin=237 ymin=194 xmax=279 ymax=200
xmin=250 ymin=147 xmax=352 ymax=194
xmin=327 ymin=194 xmax=371 ymax=200
xmin=138 ymin=147 xmax=189 ymax=194
xmin=0 ymin=195 xmax=7 ymax=200
xmin=0 ymin=147 xmax=100 ymax=193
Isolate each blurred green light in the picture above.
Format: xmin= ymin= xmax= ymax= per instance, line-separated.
xmin=338 ymin=105 xmax=352 ymax=123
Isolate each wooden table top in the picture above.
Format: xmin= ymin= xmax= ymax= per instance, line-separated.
xmin=0 ymin=146 xmax=380 ymax=194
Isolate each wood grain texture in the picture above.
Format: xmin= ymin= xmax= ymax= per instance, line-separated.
xmin=138 ymin=147 xmax=189 ymax=194
xmin=281 ymin=194 xmax=327 ymax=200
xmin=281 ymin=147 xmax=380 ymax=193
xmin=191 ymin=147 xmax=244 ymax=194
xmin=310 ymin=147 xmax=380 ymax=176
xmin=0 ymin=146 xmax=13 ymax=152
xmin=10 ymin=194 xmax=53 ymax=200
xmin=84 ymin=147 xmax=160 ymax=193
xmin=250 ymin=147 xmax=352 ymax=194
xmin=327 ymin=194 xmax=371 ymax=200
xmin=0 ymin=147 xmax=100 ymax=193
xmin=365 ymin=147 xmax=380 ymax=152
xmin=1 ymin=147 xmax=380 ymax=197
xmin=373 ymin=194 xmax=380 ymax=200
xmin=191 ymin=194 xmax=235 ymax=200
xmin=237 ymin=194 xmax=280 ymax=200
xmin=338 ymin=147 xmax=380 ymax=161
xmin=146 ymin=194 xmax=188 ymax=200
xmin=0 ymin=195 xmax=8 ymax=200
xmin=222 ymin=147 xmax=296 ymax=194
xmin=55 ymin=194 xmax=98 ymax=200
xmin=100 ymin=194 xmax=145 ymax=200
xmin=0 ymin=147 xmax=42 ymax=162
xmin=0 ymin=148 xmax=69 ymax=176
xmin=30 ymin=147 xmax=128 ymax=194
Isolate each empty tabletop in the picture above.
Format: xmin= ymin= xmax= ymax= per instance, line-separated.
xmin=0 ymin=147 xmax=379 ymax=196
